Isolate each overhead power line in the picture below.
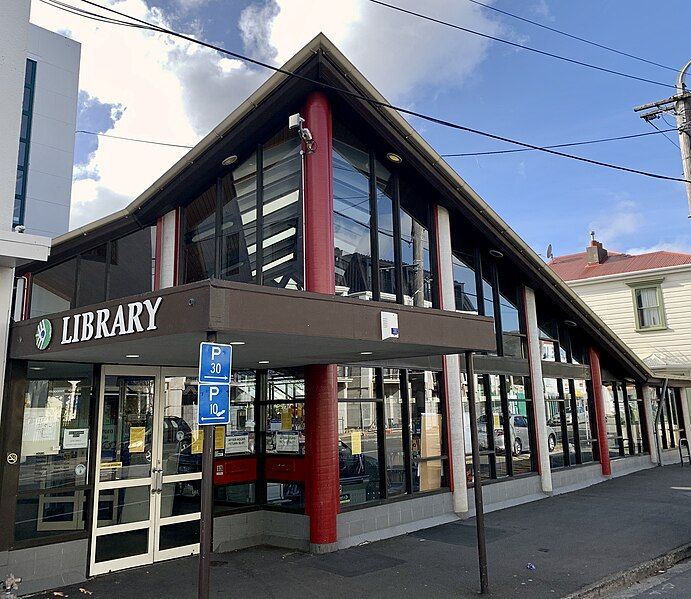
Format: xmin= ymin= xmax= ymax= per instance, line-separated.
xmin=76 ymin=127 xmax=678 ymax=158
xmin=464 ymin=0 xmax=678 ymax=73
xmin=366 ymin=0 xmax=675 ymax=89
xmin=441 ymin=128 xmax=678 ymax=157
xmin=76 ymin=130 xmax=193 ymax=149
xmin=51 ymin=0 xmax=691 ymax=184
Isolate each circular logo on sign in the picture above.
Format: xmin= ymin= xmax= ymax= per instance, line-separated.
xmin=75 ymin=464 xmax=86 ymax=477
xmin=176 ymin=430 xmax=185 ymax=442
xmin=7 ymin=452 xmax=18 ymax=465
xmin=35 ymin=319 xmax=52 ymax=351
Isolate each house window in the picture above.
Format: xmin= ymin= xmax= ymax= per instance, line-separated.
xmin=632 ymin=285 xmax=665 ymax=330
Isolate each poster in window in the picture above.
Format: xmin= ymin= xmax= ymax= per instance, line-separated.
xmin=129 ymin=427 xmax=145 ymax=453
xmin=191 ymin=430 xmax=202 ymax=454
xmin=275 ymin=431 xmax=299 ymax=453
xmin=214 ymin=426 xmax=225 ymax=450
xmin=63 ymin=428 xmax=89 ymax=450
xmin=225 ymin=433 xmax=249 ymax=454
xmin=350 ymin=431 xmax=362 ymax=455
xmin=281 ymin=410 xmax=293 ymax=431
xmin=22 ymin=407 xmax=62 ymax=456
xmin=420 ymin=413 xmax=441 ymax=458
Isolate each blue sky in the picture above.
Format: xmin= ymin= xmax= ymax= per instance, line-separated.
xmin=32 ymin=0 xmax=691 ymax=257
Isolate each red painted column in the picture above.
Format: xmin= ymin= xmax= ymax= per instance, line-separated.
xmin=302 ymin=91 xmax=338 ymax=550
xmin=588 ymin=347 xmax=612 ymax=476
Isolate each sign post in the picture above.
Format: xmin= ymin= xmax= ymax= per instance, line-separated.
xmin=197 ymin=333 xmax=232 ymax=599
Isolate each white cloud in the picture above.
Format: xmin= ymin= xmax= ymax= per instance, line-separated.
xmin=626 ymin=240 xmax=691 ymax=255
xmin=589 ymin=198 xmax=643 ymax=248
xmin=30 ymin=0 xmax=503 ymax=230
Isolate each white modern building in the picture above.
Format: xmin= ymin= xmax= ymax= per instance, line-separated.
xmin=15 ymin=23 xmax=80 ymax=238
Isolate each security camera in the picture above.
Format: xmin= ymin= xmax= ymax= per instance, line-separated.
xmin=288 ymin=112 xmax=315 ymax=153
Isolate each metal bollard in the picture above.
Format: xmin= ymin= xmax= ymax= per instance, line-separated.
xmin=1 ymin=574 xmax=22 ymax=599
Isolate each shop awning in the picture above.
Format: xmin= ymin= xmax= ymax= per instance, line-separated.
xmin=9 ymin=280 xmax=496 ymax=368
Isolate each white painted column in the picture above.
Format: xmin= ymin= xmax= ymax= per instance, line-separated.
xmin=158 ymin=209 xmax=178 ymax=288
xmin=523 ymin=286 xmax=552 ymax=493
xmin=679 ymin=387 xmax=691 ymax=445
xmin=642 ymin=386 xmax=658 ymax=465
xmin=434 ymin=205 xmax=468 ymax=513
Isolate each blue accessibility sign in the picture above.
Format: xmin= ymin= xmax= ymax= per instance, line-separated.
xmin=198 ymin=384 xmax=230 ymax=425
xmin=198 ymin=342 xmax=232 ymax=384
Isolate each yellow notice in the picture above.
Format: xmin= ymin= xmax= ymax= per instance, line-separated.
xmin=281 ymin=410 xmax=293 ymax=431
xmin=215 ymin=426 xmax=225 ymax=450
xmin=493 ymin=413 xmax=501 ymax=429
xmin=351 ymin=431 xmax=362 ymax=455
xmin=192 ymin=430 xmax=203 ymax=454
xmin=100 ymin=461 xmax=122 ymax=470
xmin=129 ymin=427 xmax=145 ymax=453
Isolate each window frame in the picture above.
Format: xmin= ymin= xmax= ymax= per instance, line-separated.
xmin=14 ymin=59 xmax=37 ymax=228
xmin=628 ymin=280 xmax=667 ymax=332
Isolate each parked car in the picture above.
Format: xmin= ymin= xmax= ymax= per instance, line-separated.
xmin=478 ymin=414 xmax=557 ymax=456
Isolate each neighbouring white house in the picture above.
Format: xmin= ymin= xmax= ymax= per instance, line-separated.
xmin=550 ymin=236 xmax=691 ymax=455
xmin=15 ymin=24 xmax=80 ymax=237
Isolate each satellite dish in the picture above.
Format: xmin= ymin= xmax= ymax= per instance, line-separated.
xmin=546 ymin=244 xmax=553 ymax=260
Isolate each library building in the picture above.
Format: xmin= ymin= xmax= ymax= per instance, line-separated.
xmin=2 ymin=35 xmax=689 ymax=595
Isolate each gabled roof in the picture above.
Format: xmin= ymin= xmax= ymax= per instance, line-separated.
xmin=30 ymin=33 xmax=660 ymax=383
xmin=550 ymin=250 xmax=691 ymax=282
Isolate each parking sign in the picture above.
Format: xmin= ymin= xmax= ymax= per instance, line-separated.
xmin=198 ymin=384 xmax=230 ymax=425
xmin=198 ymin=342 xmax=232 ymax=384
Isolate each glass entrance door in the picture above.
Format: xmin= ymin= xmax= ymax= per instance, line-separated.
xmin=90 ymin=367 xmax=201 ymax=575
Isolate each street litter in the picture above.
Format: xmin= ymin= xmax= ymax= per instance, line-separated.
xmin=526 ymin=562 xmax=536 ymax=570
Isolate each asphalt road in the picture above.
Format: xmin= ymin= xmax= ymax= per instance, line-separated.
xmin=606 ymin=560 xmax=691 ymax=598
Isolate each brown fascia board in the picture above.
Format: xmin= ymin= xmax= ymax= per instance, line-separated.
xmin=313 ymin=37 xmax=651 ymax=382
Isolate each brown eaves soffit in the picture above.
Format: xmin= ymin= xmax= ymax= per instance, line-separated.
xmin=42 ymin=34 xmax=651 ymax=383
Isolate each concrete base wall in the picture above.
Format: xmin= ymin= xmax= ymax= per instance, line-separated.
xmin=337 ymin=492 xmax=457 ymax=550
xmin=213 ymin=510 xmax=309 ymax=553
xmin=2 ymin=538 xmax=88 ymax=596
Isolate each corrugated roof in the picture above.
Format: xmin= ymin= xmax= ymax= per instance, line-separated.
xmin=550 ymin=250 xmax=691 ymax=281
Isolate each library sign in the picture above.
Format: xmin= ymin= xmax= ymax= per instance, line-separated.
xmin=35 ymin=297 xmax=163 ymax=350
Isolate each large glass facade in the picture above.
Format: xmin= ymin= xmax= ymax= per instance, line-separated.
xmin=14 ymin=59 xmax=36 ymax=228
xmin=183 ymin=128 xmax=302 ymax=290
xmin=332 ymin=121 xmax=436 ymax=307
xmin=27 ymin=228 xmax=156 ymax=319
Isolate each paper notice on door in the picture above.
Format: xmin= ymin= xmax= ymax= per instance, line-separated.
xmin=281 ymin=410 xmax=293 ymax=430
xmin=351 ymin=431 xmax=362 ymax=455
xmin=129 ymin=427 xmax=145 ymax=453
xmin=63 ymin=428 xmax=89 ymax=450
xmin=275 ymin=431 xmax=299 ymax=453
xmin=191 ymin=430 xmax=202 ymax=454
xmin=214 ymin=426 xmax=225 ymax=450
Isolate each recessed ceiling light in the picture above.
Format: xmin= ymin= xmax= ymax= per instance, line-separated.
xmin=360 ymin=351 xmax=373 ymax=355
xmin=489 ymin=249 xmax=504 ymax=258
xmin=221 ymin=155 xmax=238 ymax=166
xmin=125 ymin=354 xmax=140 ymax=358
xmin=229 ymin=341 xmax=245 ymax=346
xmin=564 ymin=320 xmax=577 ymax=328
xmin=258 ymin=360 xmax=269 ymax=364
xmin=386 ymin=152 xmax=402 ymax=164
xmin=29 ymin=367 xmax=44 ymax=371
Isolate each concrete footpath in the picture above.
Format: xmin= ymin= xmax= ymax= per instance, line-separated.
xmin=33 ymin=466 xmax=691 ymax=599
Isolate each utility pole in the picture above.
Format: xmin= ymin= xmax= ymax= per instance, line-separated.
xmin=633 ymin=61 xmax=691 ymax=216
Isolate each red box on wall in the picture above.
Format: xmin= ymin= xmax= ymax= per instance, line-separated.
xmin=213 ymin=457 xmax=257 ymax=485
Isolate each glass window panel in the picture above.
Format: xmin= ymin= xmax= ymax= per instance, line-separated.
xmin=333 ymin=140 xmax=372 ymax=299
xmin=488 ymin=375 xmax=508 ymax=478
xmin=602 ymin=385 xmax=621 ymax=457
xmin=219 ymin=371 xmax=256 ymax=456
xmin=184 ymin=184 xmax=217 ymax=283
xmin=214 ymin=482 xmax=255 ymax=510
xmin=219 ymin=166 xmax=255 ymax=282
xmin=95 ymin=528 xmax=148 ymax=563
xmin=30 ymin=258 xmax=77 ymax=317
xmin=499 ymin=290 xmax=521 ymax=335
xmin=339 ymin=401 xmax=380 ymax=506
xmin=337 ymin=366 xmax=377 ymax=400
xmin=376 ymin=161 xmax=396 ymax=302
xmin=400 ymin=210 xmax=432 ymax=307
xmin=19 ymin=363 xmax=93 ymax=492
xmin=409 ymin=371 xmax=445 ymax=492
xmin=265 ymin=482 xmax=304 ymax=510
xmin=18 ymin=141 xmax=27 ymax=166
xmin=482 ymin=279 xmax=494 ymax=319
xmin=160 ymin=481 xmax=201 ymax=517
xmin=540 ymin=340 xmax=557 ymax=362
xmin=452 ymin=253 xmax=478 ymax=313
xmin=21 ymin=113 xmax=29 ymax=139
xmin=264 ymin=403 xmax=304 ymax=455
xmin=162 ymin=376 xmax=201 ymax=474
xmin=99 ymin=376 xmax=155 ymax=482
xmin=159 ymin=519 xmax=200 ymax=551
xmin=14 ymin=490 xmax=89 ymax=542
xmin=76 ymin=244 xmax=107 ymax=307
xmin=382 ymin=369 xmax=405 ymax=496
xmin=261 ymin=134 xmax=302 ymax=290
xmin=574 ymin=380 xmax=594 ymax=462
xmin=109 ymin=228 xmax=155 ymax=300
xmin=96 ymin=485 xmax=150 ymax=527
